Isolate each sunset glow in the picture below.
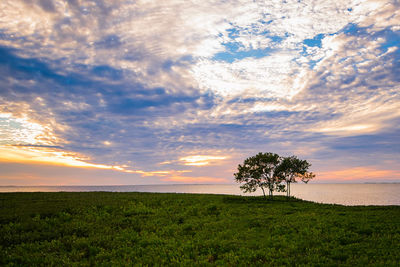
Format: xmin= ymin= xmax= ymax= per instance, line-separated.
xmin=318 ymin=167 xmax=400 ymax=181
xmin=179 ymin=155 xmax=228 ymax=166
xmin=0 ymin=145 xmax=130 ymax=171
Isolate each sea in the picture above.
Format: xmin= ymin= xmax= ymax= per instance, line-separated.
xmin=1 ymin=183 xmax=399 ymax=206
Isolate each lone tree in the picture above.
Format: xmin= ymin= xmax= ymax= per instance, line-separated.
xmin=234 ymin=152 xmax=284 ymax=198
xmin=276 ymin=156 xmax=315 ymax=197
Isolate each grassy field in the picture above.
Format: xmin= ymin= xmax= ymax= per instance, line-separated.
xmin=1 ymin=192 xmax=399 ymax=266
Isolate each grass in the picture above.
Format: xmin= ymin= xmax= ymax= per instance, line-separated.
xmin=1 ymin=192 xmax=399 ymax=266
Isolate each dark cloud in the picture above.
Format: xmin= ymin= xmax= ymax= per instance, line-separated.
xmin=95 ymin=35 xmax=123 ymax=49
xmin=91 ymin=65 xmax=123 ymax=80
xmin=38 ymin=0 xmax=56 ymax=12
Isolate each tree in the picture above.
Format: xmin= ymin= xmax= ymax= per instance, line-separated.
xmin=276 ymin=156 xmax=314 ymax=197
xmin=234 ymin=152 xmax=285 ymax=198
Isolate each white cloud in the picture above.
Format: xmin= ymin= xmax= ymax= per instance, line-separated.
xmin=1 ymin=0 xmax=395 ymax=100
xmin=192 ymin=50 xmax=302 ymax=98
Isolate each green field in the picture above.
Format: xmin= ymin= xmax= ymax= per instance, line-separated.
xmin=1 ymin=192 xmax=399 ymax=266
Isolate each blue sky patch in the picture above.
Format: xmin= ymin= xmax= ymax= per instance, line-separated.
xmin=303 ymin=34 xmax=325 ymax=47
xmin=212 ymin=47 xmax=272 ymax=63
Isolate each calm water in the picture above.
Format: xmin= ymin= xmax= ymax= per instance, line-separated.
xmin=1 ymin=184 xmax=399 ymax=206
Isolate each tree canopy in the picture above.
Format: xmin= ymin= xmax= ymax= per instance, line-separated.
xmin=276 ymin=156 xmax=315 ymax=197
xmin=234 ymin=152 xmax=284 ymax=198
xmin=234 ymin=152 xmax=314 ymax=198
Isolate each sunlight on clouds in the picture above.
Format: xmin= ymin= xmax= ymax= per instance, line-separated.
xmin=159 ymin=161 xmax=172 ymax=165
xmin=0 ymin=1 xmax=50 ymax=37
xmin=0 ymin=111 xmax=176 ymax=175
xmin=162 ymin=175 xmax=227 ymax=183
xmin=317 ymin=124 xmax=378 ymax=135
xmin=0 ymin=113 xmax=48 ymax=145
xmin=250 ymin=103 xmax=287 ymax=113
xmin=129 ymin=170 xmax=191 ymax=177
xmin=0 ymin=145 xmax=192 ymax=179
xmin=0 ymin=145 xmax=124 ymax=170
xmin=353 ymin=0 xmax=400 ymax=31
xmin=307 ymin=99 xmax=400 ymax=136
xmin=179 ymin=155 xmax=227 ymax=166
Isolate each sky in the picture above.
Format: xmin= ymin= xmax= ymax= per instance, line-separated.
xmin=0 ymin=0 xmax=399 ymax=185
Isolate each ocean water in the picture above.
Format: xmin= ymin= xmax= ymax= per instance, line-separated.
xmin=1 ymin=183 xmax=399 ymax=206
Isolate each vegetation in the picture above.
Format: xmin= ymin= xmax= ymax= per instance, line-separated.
xmin=276 ymin=155 xmax=315 ymax=197
xmin=234 ymin=152 xmax=314 ymax=198
xmin=234 ymin=152 xmax=283 ymax=198
xmin=1 ymin=192 xmax=399 ymax=265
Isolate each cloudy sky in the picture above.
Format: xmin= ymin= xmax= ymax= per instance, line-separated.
xmin=0 ymin=0 xmax=399 ymax=185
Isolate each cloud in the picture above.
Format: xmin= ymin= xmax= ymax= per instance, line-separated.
xmin=0 ymin=112 xmax=59 ymax=146
xmin=0 ymin=145 xmax=199 ymax=183
xmin=0 ymin=145 xmax=126 ymax=170
xmin=0 ymin=0 xmax=399 ymax=184
xmin=161 ymin=175 xmax=228 ymax=183
xmin=179 ymin=155 xmax=228 ymax=166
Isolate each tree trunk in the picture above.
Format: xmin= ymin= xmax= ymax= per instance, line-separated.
xmin=261 ymin=187 xmax=266 ymax=199
xmin=286 ymin=181 xmax=289 ymax=197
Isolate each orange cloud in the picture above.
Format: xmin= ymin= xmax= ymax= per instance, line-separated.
xmin=162 ymin=175 xmax=228 ymax=183
xmin=0 ymin=145 xmax=195 ymax=179
xmin=318 ymin=167 xmax=400 ymax=181
xmin=179 ymin=155 xmax=227 ymax=166
xmin=0 ymin=145 xmax=125 ymax=170
xmin=126 ymin=170 xmax=191 ymax=177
